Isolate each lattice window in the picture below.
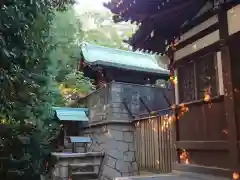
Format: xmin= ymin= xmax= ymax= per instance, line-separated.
xmin=178 ymin=62 xmax=196 ymax=102
xmin=195 ymin=53 xmax=218 ymax=99
xmin=178 ymin=52 xmax=218 ymax=103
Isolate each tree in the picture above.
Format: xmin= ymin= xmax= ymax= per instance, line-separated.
xmin=49 ymin=7 xmax=95 ymax=106
xmin=77 ymin=10 xmax=136 ymax=50
xmin=0 ymin=0 xmax=74 ymax=179
xmin=49 ymin=7 xmax=83 ymax=82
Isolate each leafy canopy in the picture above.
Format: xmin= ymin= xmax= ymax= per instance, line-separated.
xmin=0 ymin=0 xmax=78 ymax=179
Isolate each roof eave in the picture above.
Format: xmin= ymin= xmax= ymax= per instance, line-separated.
xmin=90 ymin=60 xmax=169 ymax=76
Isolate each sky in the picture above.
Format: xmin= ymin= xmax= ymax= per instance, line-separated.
xmin=75 ymin=0 xmax=110 ymax=12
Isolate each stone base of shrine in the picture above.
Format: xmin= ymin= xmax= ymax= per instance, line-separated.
xmin=82 ymin=120 xmax=139 ymax=180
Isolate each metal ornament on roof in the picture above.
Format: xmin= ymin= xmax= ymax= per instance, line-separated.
xmin=155 ymin=54 xmax=170 ymax=65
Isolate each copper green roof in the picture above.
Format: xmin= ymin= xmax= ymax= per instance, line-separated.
xmin=69 ymin=136 xmax=92 ymax=143
xmin=80 ymin=42 xmax=169 ymax=75
xmin=53 ymin=107 xmax=89 ymax=121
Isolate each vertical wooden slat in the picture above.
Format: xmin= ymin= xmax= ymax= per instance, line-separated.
xmin=162 ymin=117 xmax=167 ymax=172
xmin=148 ymin=119 xmax=151 ymax=168
xmin=145 ymin=120 xmax=148 ymax=168
xmin=133 ymin=114 xmax=173 ymax=173
xmin=159 ymin=116 xmax=164 ymax=172
xmin=149 ymin=119 xmax=152 ymax=168
xmin=139 ymin=123 xmax=141 ymax=168
xmin=150 ymin=119 xmax=154 ymax=168
xmin=154 ymin=119 xmax=159 ymax=169
xmin=167 ymin=119 xmax=172 ymax=172
xmin=137 ymin=124 xmax=141 ymax=168
xmin=144 ymin=120 xmax=147 ymax=168
xmin=135 ymin=124 xmax=139 ymax=169
xmin=147 ymin=119 xmax=150 ymax=168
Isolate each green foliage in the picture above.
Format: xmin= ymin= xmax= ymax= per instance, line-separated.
xmin=78 ymin=10 xmax=136 ymax=50
xmin=0 ymin=0 xmax=75 ymax=179
xmin=49 ymin=7 xmax=95 ymax=105
xmin=64 ymin=71 xmax=94 ymax=93
xmin=49 ymin=8 xmax=84 ymax=82
xmin=0 ymin=3 xmax=132 ymax=180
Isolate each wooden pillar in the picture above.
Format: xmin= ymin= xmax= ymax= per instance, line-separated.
xmin=168 ymin=47 xmax=178 ymax=165
xmin=218 ymin=6 xmax=239 ymax=170
xmin=72 ymin=143 xmax=76 ymax=153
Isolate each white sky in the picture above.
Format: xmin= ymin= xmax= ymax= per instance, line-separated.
xmin=75 ymin=0 xmax=110 ymax=12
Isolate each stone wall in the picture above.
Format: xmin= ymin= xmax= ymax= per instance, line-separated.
xmin=83 ymin=122 xmax=139 ymax=180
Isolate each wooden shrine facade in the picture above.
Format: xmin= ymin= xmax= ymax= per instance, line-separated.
xmin=105 ymin=0 xmax=240 ymax=178
xmin=171 ymin=3 xmax=240 ymax=177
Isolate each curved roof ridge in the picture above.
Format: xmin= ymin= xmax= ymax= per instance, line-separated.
xmin=81 ymin=41 xmax=157 ymax=58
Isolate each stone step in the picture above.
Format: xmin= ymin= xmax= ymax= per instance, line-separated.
xmin=69 ymin=162 xmax=100 ymax=172
xmin=71 ymin=171 xmax=98 ymax=180
xmin=69 ymin=163 xmax=100 ymax=168
xmin=64 ymin=149 xmax=72 ymax=152
xmin=72 ymin=172 xmax=98 ymax=175
xmin=51 ymin=151 xmax=104 ymax=159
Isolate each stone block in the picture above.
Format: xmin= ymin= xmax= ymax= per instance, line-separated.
xmin=123 ymin=151 xmax=135 ymax=162
xmin=100 ymin=176 xmax=112 ymax=180
xmin=122 ymin=173 xmax=131 ymax=177
xmin=130 ymin=162 xmax=138 ymax=172
xmin=102 ymin=165 xmax=121 ymax=179
xmin=114 ymin=141 xmax=129 ymax=153
xmin=108 ymin=149 xmax=123 ymax=159
xmin=110 ymin=129 xmax=123 ymax=141
xmin=105 ymin=140 xmax=128 ymax=154
xmin=92 ymin=143 xmax=104 ymax=152
xmin=59 ymin=165 xmax=68 ymax=178
xmin=128 ymin=143 xmax=135 ymax=151
xmin=106 ymin=155 xmax=117 ymax=168
xmin=123 ymin=132 xmax=133 ymax=142
xmin=131 ymin=171 xmax=139 ymax=176
xmin=116 ymin=160 xmax=131 ymax=173
xmin=57 ymin=160 xmax=68 ymax=167
xmin=109 ymin=125 xmax=132 ymax=132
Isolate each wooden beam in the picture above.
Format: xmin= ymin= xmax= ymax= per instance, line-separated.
xmin=218 ymin=6 xmax=239 ymax=170
xmin=173 ymin=163 xmax=233 ymax=178
xmin=175 ymin=23 xmax=219 ymax=51
xmin=120 ymin=0 xmax=201 ymax=22
xmin=176 ymin=141 xmax=228 ymax=151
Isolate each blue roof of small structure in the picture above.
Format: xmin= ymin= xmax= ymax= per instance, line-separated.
xmin=69 ymin=136 xmax=92 ymax=143
xmin=53 ymin=107 xmax=89 ymax=122
xmin=80 ymin=42 xmax=169 ymax=75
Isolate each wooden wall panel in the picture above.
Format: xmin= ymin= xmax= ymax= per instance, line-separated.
xmin=176 ymin=15 xmax=218 ymax=44
xmin=227 ymin=4 xmax=240 ymax=35
xmin=174 ymin=30 xmax=220 ymax=60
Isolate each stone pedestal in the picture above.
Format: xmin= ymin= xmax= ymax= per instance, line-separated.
xmin=49 ymin=152 xmax=104 ymax=180
xmin=83 ymin=121 xmax=139 ymax=180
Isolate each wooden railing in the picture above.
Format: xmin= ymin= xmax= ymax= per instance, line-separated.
xmin=133 ymin=109 xmax=174 ymax=173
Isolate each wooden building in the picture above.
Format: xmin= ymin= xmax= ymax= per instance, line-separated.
xmin=79 ymin=42 xmax=171 ymax=122
xmin=104 ymin=0 xmax=240 ymax=178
